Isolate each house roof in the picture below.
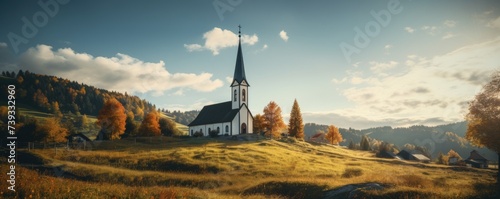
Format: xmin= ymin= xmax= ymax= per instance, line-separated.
xmin=188 ymin=101 xmax=239 ymax=126
xmin=232 ymin=32 xmax=248 ymax=85
xmin=468 ymin=150 xmax=488 ymax=161
xmin=412 ymin=154 xmax=430 ymax=161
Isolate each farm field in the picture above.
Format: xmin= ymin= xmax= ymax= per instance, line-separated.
xmin=1 ymin=136 xmax=498 ymax=198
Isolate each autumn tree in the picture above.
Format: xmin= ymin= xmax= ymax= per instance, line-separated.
xmin=36 ymin=117 xmax=69 ymax=143
xmin=263 ymin=101 xmax=286 ymax=139
xmin=465 ymin=71 xmax=500 ymax=185
xmin=325 ymin=125 xmax=342 ymax=145
xmin=139 ymin=111 xmax=161 ymax=137
xmin=96 ymin=98 xmax=127 ymax=140
xmin=447 ymin=149 xmax=462 ymax=160
xmin=0 ymin=106 xmax=7 ymax=123
xmin=253 ymin=114 xmax=266 ymax=135
xmin=437 ymin=152 xmax=449 ymax=165
xmin=288 ymin=99 xmax=304 ymax=139
xmin=159 ymin=117 xmax=177 ymax=136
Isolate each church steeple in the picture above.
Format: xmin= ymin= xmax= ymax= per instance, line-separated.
xmin=233 ymin=25 xmax=248 ymax=85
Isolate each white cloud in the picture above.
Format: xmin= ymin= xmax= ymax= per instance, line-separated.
xmin=404 ymin=27 xmax=415 ymax=33
xmin=421 ymin=25 xmax=438 ymax=35
xmin=442 ymin=32 xmax=456 ymax=40
xmin=384 ymin=44 xmax=393 ymax=49
xmin=333 ymin=37 xmax=500 ymax=128
xmin=486 ymin=16 xmax=500 ymax=28
xmin=262 ymin=44 xmax=268 ymax=50
xmin=1 ymin=44 xmax=224 ymax=95
xmin=184 ymin=44 xmax=203 ymax=52
xmin=184 ymin=27 xmax=258 ymax=55
xmin=226 ymin=76 xmax=233 ymax=83
xmin=279 ymin=30 xmax=289 ymax=42
xmin=369 ymin=61 xmax=398 ymax=75
xmin=443 ymin=20 xmax=457 ymax=28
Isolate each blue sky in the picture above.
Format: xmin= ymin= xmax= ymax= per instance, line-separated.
xmin=1 ymin=0 xmax=499 ymax=129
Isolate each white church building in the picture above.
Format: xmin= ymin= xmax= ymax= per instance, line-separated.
xmin=188 ymin=27 xmax=254 ymax=136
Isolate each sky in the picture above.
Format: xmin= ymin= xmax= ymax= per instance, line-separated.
xmin=0 ymin=0 xmax=499 ymax=129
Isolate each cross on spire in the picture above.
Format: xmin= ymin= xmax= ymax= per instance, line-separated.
xmin=238 ymin=25 xmax=241 ymax=38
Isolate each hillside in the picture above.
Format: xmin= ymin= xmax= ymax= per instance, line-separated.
xmin=1 ymin=136 xmax=497 ymax=198
xmin=0 ymin=71 xmax=195 ymax=135
xmin=304 ymin=122 xmax=498 ymax=161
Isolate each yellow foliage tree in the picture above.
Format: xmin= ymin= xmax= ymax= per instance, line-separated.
xmin=263 ymin=101 xmax=286 ymax=139
xmin=253 ymin=114 xmax=266 ymax=134
xmin=36 ymin=117 xmax=68 ymax=143
xmin=465 ymin=71 xmax=500 ymax=184
xmin=97 ymin=98 xmax=127 ymax=140
xmin=139 ymin=111 xmax=161 ymax=137
xmin=325 ymin=125 xmax=342 ymax=145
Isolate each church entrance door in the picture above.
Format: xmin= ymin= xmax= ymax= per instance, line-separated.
xmin=241 ymin=123 xmax=247 ymax=134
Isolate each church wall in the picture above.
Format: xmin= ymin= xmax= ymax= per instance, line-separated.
xmin=189 ymin=123 xmax=230 ymax=136
xmin=231 ymin=112 xmax=240 ymax=135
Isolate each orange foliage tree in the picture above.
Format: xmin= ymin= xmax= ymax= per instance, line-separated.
xmin=465 ymin=71 xmax=500 ymax=184
xmin=253 ymin=114 xmax=266 ymax=135
xmin=325 ymin=125 xmax=342 ymax=145
xmin=97 ymin=98 xmax=127 ymax=140
xmin=288 ymin=99 xmax=304 ymax=139
xmin=263 ymin=101 xmax=286 ymax=139
xmin=139 ymin=111 xmax=161 ymax=137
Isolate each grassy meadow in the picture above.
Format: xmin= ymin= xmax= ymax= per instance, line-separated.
xmin=1 ymin=136 xmax=498 ymax=198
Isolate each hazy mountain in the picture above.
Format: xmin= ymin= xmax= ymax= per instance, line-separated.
xmin=304 ymin=122 xmax=498 ymax=161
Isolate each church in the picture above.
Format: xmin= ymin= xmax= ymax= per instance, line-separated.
xmin=188 ymin=27 xmax=254 ymax=136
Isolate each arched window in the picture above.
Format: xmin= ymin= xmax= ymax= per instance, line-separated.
xmin=217 ymin=127 xmax=220 ymax=133
xmin=234 ymin=89 xmax=237 ymax=102
xmin=191 ymin=129 xmax=193 ymax=135
xmin=208 ymin=128 xmax=211 ymax=133
xmin=225 ymin=125 xmax=229 ymax=132
xmin=242 ymin=89 xmax=246 ymax=102
xmin=200 ymin=129 xmax=203 ymax=134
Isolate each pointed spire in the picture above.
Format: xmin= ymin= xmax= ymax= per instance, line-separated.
xmin=233 ymin=25 xmax=248 ymax=85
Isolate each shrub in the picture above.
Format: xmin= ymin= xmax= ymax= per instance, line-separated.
xmin=209 ymin=130 xmax=219 ymax=138
xmin=342 ymin=168 xmax=363 ymax=178
xmin=400 ymin=174 xmax=430 ymax=188
xmin=193 ymin=131 xmax=203 ymax=137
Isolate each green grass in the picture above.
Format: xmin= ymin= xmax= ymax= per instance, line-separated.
xmin=2 ymin=137 xmax=498 ymax=198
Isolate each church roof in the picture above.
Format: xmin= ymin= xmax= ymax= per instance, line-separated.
xmin=232 ymin=28 xmax=248 ymax=85
xmin=188 ymin=101 xmax=239 ymax=126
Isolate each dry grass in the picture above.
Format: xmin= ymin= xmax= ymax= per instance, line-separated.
xmin=2 ymin=137 xmax=498 ymax=198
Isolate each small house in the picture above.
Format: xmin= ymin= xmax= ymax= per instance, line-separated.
xmin=465 ymin=150 xmax=488 ymax=168
xmin=377 ymin=150 xmax=401 ymax=159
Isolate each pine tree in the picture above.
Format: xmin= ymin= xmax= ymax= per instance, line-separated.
xmin=288 ymin=99 xmax=304 ymax=139
xmin=360 ymin=135 xmax=370 ymax=151
xmin=348 ymin=140 xmax=355 ymax=150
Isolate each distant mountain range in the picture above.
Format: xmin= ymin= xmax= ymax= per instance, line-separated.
xmin=305 ymin=122 xmax=498 ymax=161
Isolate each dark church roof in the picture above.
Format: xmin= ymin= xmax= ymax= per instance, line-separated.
xmin=232 ymin=30 xmax=248 ymax=85
xmin=188 ymin=101 xmax=239 ymax=126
